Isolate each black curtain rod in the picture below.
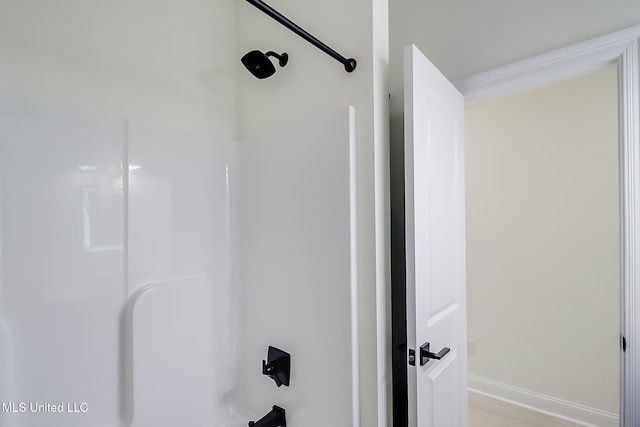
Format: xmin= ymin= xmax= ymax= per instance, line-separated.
xmin=245 ymin=0 xmax=357 ymax=73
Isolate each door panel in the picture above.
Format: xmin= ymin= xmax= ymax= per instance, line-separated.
xmin=404 ymin=44 xmax=467 ymax=427
xmin=432 ymin=352 xmax=461 ymax=426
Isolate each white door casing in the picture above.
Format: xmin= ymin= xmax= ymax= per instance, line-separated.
xmin=404 ymin=44 xmax=468 ymax=427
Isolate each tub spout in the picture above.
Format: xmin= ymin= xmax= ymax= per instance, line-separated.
xmin=248 ymin=405 xmax=286 ymax=427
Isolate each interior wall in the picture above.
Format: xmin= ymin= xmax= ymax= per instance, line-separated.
xmin=235 ymin=0 xmax=390 ymax=425
xmin=465 ymin=66 xmax=619 ymax=414
xmin=0 ymin=0 xmax=237 ymax=138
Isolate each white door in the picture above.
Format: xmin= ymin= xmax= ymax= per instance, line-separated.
xmin=404 ymin=44 xmax=468 ymax=427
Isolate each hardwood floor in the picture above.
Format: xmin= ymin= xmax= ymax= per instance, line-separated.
xmin=469 ymin=392 xmax=584 ymax=427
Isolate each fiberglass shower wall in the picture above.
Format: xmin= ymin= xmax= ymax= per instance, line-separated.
xmin=0 ymin=1 xmax=365 ymax=426
xmin=0 ymin=93 xmax=238 ymax=427
xmin=233 ymin=107 xmax=359 ymax=425
xmin=0 ymin=77 xmax=359 ymax=427
xmin=0 ymin=1 xmax=239 ymax=426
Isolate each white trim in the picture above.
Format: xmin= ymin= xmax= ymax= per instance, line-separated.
xmin=468 ymin=375 xmax=619 ymax=427
xmin=348 ymin=106 xmax=361 ymax=427
xmin=619 ymin=38 xmax=640 ymax=427
xmin=455 ymin=25 xmax=640 ymax=105
xmin=457 ymin=26 xmax=640 ymax=427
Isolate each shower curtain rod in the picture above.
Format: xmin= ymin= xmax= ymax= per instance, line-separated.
xmin=245 ymin=0 xmax=357 ymax=73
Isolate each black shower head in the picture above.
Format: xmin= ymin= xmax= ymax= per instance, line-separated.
xmin=241 ymin=50 xmax=288 ymax=79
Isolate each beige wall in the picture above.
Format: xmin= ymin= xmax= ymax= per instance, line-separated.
xmin=465 ymin=66 xmax=619 ymax=412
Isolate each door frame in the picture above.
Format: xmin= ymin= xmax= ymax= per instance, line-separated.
xmin=455 ymin=25 xmax=640 ymax=427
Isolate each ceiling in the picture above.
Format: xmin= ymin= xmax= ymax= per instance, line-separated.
xmin=389 ymin=0 xmax=640 ymax=98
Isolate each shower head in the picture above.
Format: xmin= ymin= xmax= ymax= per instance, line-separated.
xmin=241 ymin=50 xmax=288 ymax=79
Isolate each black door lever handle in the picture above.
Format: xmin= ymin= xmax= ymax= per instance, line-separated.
xmin=420 ymin=342 xmax=450 ymax=366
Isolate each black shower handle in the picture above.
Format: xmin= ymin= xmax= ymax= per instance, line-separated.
xmin=262 ymin=346 xmax=291 ymax=387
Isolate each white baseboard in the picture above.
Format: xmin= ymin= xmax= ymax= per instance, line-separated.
xmin=468 ymin=375 xmax=619 ymax=427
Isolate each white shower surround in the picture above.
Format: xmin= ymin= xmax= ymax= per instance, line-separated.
xmin=0 ymin=93 xmax=358 ymax=426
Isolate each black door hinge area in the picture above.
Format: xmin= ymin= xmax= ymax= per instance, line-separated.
xmin=622 ymin=336 xmax=627 ymax=352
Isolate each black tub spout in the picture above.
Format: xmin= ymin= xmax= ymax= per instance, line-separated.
xmin=248 ymin=405 xmax=286 ymax=427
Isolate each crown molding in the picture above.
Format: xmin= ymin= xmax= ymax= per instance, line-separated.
xmin=455 ymin=25 xmax=640 ymax=104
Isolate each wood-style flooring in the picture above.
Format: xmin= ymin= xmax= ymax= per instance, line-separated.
xmin=469 ymin=392 xmax=584 ymax=427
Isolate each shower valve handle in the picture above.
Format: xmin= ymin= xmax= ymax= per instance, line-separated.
xmin=262 ymin=345 xmax=290 ymax=387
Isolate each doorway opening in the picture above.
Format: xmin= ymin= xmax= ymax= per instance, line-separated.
xmin=465 ymin=65 xmax=620 ymax=427
xmin=391 ymin=25 xmax=640 ymax=426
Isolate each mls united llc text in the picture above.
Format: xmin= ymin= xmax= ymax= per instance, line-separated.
xmin=2 ymin=402 xmax=88 ymax=413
